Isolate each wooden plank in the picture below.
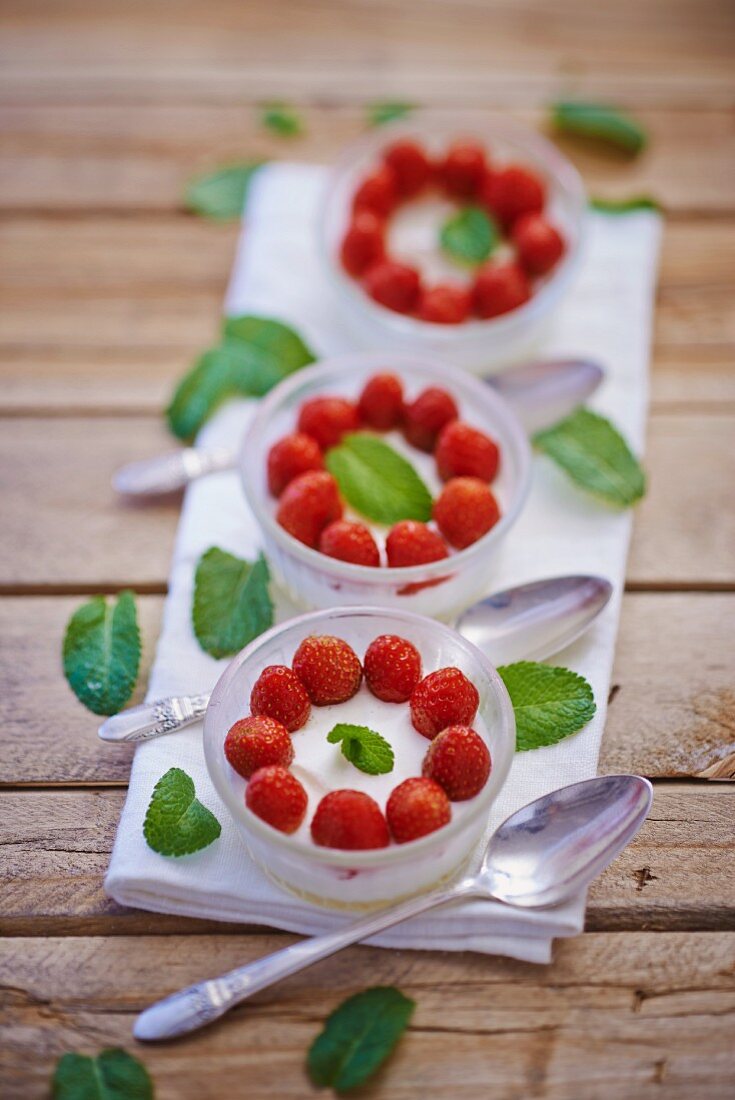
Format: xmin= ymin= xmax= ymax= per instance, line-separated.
xmin=1 ymin=784 xmax=732 ymax=935
xmin=1 ymin=932 xmax=734 ymax=1098
xmin=1 ymin=105 xmax=734 ymax=213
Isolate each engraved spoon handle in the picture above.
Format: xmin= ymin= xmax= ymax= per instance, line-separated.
xmin=97 ymin=693 xmax=211 ymax=743
xmin=113 ymin=446 xmax=236 ymax=496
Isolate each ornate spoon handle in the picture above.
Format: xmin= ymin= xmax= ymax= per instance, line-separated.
xmin=98 ymin=693 xmax=211 ymax=742
xmin=113 ymin=446 xmax=236 ymax=496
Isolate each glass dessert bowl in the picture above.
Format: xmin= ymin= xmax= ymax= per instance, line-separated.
xmin=319 ymin=114 xmax=586 ymax=372
xmin=203 ymin=606 xmax=516 ymax=909
xmin=239 ymin=353 xmax=531 ymax=621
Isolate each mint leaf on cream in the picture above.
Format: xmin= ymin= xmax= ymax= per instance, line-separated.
xmin=498 ymin=662 xmax=596 ymax=751
xmin=144 ymin=768 xmax=221 ymax=856
xmin=440 ymin=205 xmax=498 ymax=266
xmin=326 ymin=432 xmax=433 ymax=525
xmin=62 ymin=590 xmax=141 ymax=716
xmin=193 ymin=548 xmax=273 ymax=660
xmin=327 ymin=723 xmax=395 ymax=776
xmin=184 ymin=162 xmax=265 ymax=221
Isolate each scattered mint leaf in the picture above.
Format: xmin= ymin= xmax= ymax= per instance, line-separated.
xmin=52 ymin=1047 xmax=153 ymax=1099
xmin=367 ymin=101 xmax=415 ymax=127
xmin=184 ymin=162 xmax=265 ymax=221
xmin=192 ymin=548 xmax=273 ymax=659
xmin=327 ymin=723 xmax=395 ymax=775
xmin=498 ymin=661 xmax=596 ymax=751
xmin=62 ymin=591 xmax=141 ymax=716
xmin=325 ymin=432 xmax=432 ymax=525
xmin=590 ymin=195 xmax=661 ymax=214
xmin=166 ymin=315 xmax=315 ymax=441
xmin=308 ymin=986 xmax=415 ymax=1092
xmin=551 ymin=101 xmax=647 ymax=156
xmin=144 ymin=767 xmax=221 ymax=856
xmin=533 ymin=408 xmax=646 ymax=508
xmin=440 ymin=205 xmax=498 ymax=266
xmin=261 ymin=102 xmax=303 ymax=137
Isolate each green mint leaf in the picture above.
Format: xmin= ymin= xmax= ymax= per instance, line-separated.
xmin=144 ymin=767 xmax=221 ymax=856
xmin=440 ymin=205 xmax=498 ymax=266
xmin=62 ymin=591 xmax=141 ymax=716
xmin=533 ymin=408 xmax=646 ymax=508
xmin=52 ymin=1047 xmax=153 ymax=1099
xmin=327 ymin=723 xmax=395 ymax=775
xmin=166 ymin=316 xmax=315 ymax=441
xmin=498 ymin=661 xmax=596 ymax=751
xmin=261 ymin=102 xmax=303 ymax=137
xmin=308 ymin=986 xmax=415 ymax=1092
xmin=367 ymin=101 xmax=415 ymax=127
xmin=193 ymin=548 xmax=273 ymax=659
xmin=552 ymin=101 xmax=647 ymax=156
xmin=590 ymin=195 xmax=661 ymax=214
xmin=184 ymin=162 xmax=265 ymax=221
xmin=325 ymin=432 xmax=433 ymax=525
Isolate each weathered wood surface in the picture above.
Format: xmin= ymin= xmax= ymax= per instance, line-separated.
xmin=1 ymin=932 xmax=734 ymax=1099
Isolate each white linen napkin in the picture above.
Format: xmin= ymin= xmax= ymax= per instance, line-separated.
xmin=106 ymin=163 xmax=661 ymax=963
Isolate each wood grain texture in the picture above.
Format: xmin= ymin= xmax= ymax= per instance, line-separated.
xmin=1 ymin=932 xmax=734 ymax=1099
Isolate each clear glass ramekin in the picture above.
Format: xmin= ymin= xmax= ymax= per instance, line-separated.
xmin=203 ymin=606 xmax=516 ymax=909
xmin=318 ymin=113 xmax=586 ymax=373
xmin=238 ymin=353 xmax=531 ymax=621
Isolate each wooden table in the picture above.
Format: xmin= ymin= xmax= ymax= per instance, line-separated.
xmin=2 ymin=2 xmax=734 ymax=1096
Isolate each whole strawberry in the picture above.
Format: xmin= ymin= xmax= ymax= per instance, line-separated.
xmin=383 ymin=139 xmax=432 ymax=198
xmin=353 ymin=166 xmax=398 ymax=218
xmin=434 ymin=477 xmax=501 ymax=549
xmin=473 ymin=262 xmax=530 ymax=319
xmin=292 ymin=634 xmax=363 ymax=706
xmin=276 ymin=469 xmax=343 ymax=548
xmin=410 ymin=666 xmax=480 ymax=739
xmin=319 ymin=519 xmax=381 ymax=567
xmin=364 ymin=634 xmax=422 ymax=703
xmin=512 ymin=213 xmax=565 ymax=276
xmin=267 ymin=432 xmax=323 ymax=497
xmin=297 ymin=396 xmax=360 ymax=451
xmin=417 ymin=284 xmax=472 ymax=325
xmin=357 ymin=372 xmax=404 ymax=431
xmin=422 ymin=725 xmax=491 ymax=800
xmin=311 ymin=789 xmax=390 ymax=850
xmin=385 ymin=520 xmax=448 ymax=567
xmin=250 ymin=665 xmax=311 ymax=732
xmin=224 ymin=715 xmax=294 ymax=779
xmin=364 ymin=260 xmax=422 ymax=314
xmin=340 ymin=210 xmax=385 ymax=277
xmin=246 ymin=765 xmax=308 ymax=834
xmin=387 ymin=777 xmax=451 ymax=842
xmin=481 ymin=164 xmax=545 ymax=226
xmin=403 ymin=386 xmax=459 ymax=451
xmin=435 ymin=420 xmax=500 ymax=482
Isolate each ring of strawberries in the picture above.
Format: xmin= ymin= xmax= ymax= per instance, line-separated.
xmin=340 ymin=137 xmax=566 ymax=324
xmin=269 ymin=372 xmax=503 ymax=565
xmin=224 ymin=633 xmax=492 ymax=849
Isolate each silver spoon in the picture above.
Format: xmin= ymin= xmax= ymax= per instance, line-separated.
xmin=113 ymin=358 xmax=604 ymax=497
xmin=98 ymin=574 xmax=612 ymax=743
xmin=133 ymin=773 xmax=652 ymax=1042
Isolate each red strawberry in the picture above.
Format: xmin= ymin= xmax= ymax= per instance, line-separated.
xmin=340 ymin=210 xmax=386 ymax=276
xmin=439 ymin=140 xmax=487 ymax=198
xmin=385 ymin=520 xmax=449 ymax=567
xmin=319 ymin=519 xmax=381 ymax=567
xmin=403 ymin=386 xmax=459 ymax=452
xmin=422 ymin=725 xmax=491 ymax=800
xmin=481 ymin=164 xmax=545 ymax=226
xmin=383 ymin=139 xmax=432 ymax=197
xmin=267 ymin=432 xmax=324 ymax=497
xmin=353 ymin=166 xmax=398 ymax=218
xmin=386 ymin=777 xmax=451 ymax=842
xmin=364 ymin=633 xmax=422 ymax=703
xmin=417 ymin=284 xmax=472 ymax=325
xmin=410 ymin=666 xmax=480 ymax=739
xmin=276 ymin=470 xmax=343 ymax=548
xmin=297 ymin=396 xmax=360 ymax=451
xmin=435 ymin=420 xmax=500 ymax=482
xmin=512 ymin=213 xmax=565 ymax=276
xmin=250 ymin=665 xmax=311 ymax=732
xmin=364 ymin=260 xmax=422 ymax=314
xmin=246 ymin=765 xmax=308 ymax=834
xmin=434 ymin=477 xmax=500 ymax=549
xmin=357 ymin=372 xmax=404 ymax=431
xmin=224 ymin=715 xmax=294 ymax=779
xmin=473 ymin=262 xmax=531 ymax=319
xmin=292 ymin=634 xmax=362 ymax=706
xmin=311 ymin=789 xmax=390 ymax=850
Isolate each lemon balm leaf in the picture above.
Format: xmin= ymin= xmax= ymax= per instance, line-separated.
xmin=326 ymin=432 xmax=433 ymax=525
xmin=498 ymin=662 xmax=596 ymax=751
xmin=62 ymin=591 xmax=141 ymax=716
xmin=144 ymin=768 xmax=221 ymax=856
xmin=52 ymin=1048 xmax=153 ymax=1100
xmin=327 ymin=724 xmax=395 ymax=775
xmin=184 ymin=162 xmax=265 ymax=221
xmin=552 ymin=101 xmax=647 ymax=156
xmin=308 ymin=986 xmax=415 ymax=1092
xmin=192 ymin=548 xmax=273 ymax=660
xmin=440 ymin=205 xmax=498 ymax=266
